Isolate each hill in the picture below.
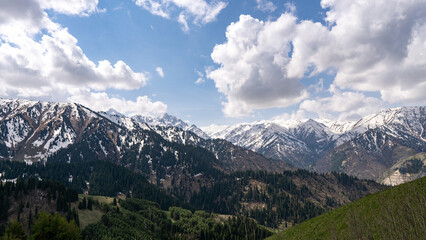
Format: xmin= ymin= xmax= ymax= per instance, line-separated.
xmin=0 ymin=160 xmax=384 ymax=231
xmin=0 ymin=178 xmax=79 ymax=235
xmin=0 ymin=178 xmax=273 ymax=240
xmin=189 ymin=170 xmax=384 ymax=229
xmin=267 ymin=176 xmax=426 ymax=240
xmin=82 ymin=198 xmax=272 ymax=240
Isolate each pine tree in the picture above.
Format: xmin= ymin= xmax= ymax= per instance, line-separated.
xmin=67 ymin=209 xmax=73 ymax=222
xmin=2 ymin=220 xmax=26 ymax=240
xmin=72 ymin=208 xmax=80 ymax=227
xmin=31 ymin=212 xmax=81 ymax=240
xmin=29 ymin=210 xmax=33 ymax=228
xmin=87 ymin=198 xmax=92 ymax=210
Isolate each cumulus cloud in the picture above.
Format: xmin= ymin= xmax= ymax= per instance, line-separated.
xmin=272 ymin=109 xmax=307 ymax=121
xmin=0 ymin=0 xmax=48 ymax=32
xmin=156 ymin=67 xmax=165 ymax=77
xmin=38 ymin=0 xmax=101 ymax=16
xmin=210 ymin=0 xmax=426 ymax=118
xmin=0 ymin=23 xmax=147 ymax=94
xmin=134 ymin=0 xmax=227 ymax=30
xmin=68 ymin=89 xmax=167 ymax=116
xmin=300 ymin=87 xmax=384 ymax=121
xmin=306 ymin=0 xmax=426 ymax=105
xmin=256 ymin=0 xmax=276 ymax=12
xmin=0 ymin=0 xmax=166 ymax=116
xmin=208 ymin=14 xmax=308 ymax=117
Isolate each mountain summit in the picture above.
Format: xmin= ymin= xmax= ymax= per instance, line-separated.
xmin=0 ymin=98 xmax=291 ymax=195
xmin=202 ymin=106 xmax=426 ymax=184
xmin=1 ymin=98 xmax=424 ymax=185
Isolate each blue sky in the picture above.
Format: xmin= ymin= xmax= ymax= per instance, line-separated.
xmin=52 ymin=0 xmax=327 ymax=126
xmin=0 ymin=0 xmax=425 ymax=127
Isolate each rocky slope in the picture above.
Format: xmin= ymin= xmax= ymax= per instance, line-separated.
xmin=316 ymin=107 xmax=426 ymax=184
xmin=107 ymin=113 xmax=293 ymax=173
xmin=0 ymin=98 xmax=291 ymax=197
xmin=202 ymin=107 xmax=426 ymax=184
xmin=132 ymin=113 xmax=210 ymax=139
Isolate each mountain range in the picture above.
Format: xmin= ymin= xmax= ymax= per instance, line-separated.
xmin=0 ymin=97 xmax=417 ymax=236
xmin=0 ymin=98 xmax=425 ymax=186
xmin=201 ymin=107 xmax=426 ymax=185
xmin=0 ymin=98 xmax=291 ymax=199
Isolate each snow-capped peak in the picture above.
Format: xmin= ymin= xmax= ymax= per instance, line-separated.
xmin=314 ymin=119 xmax=356 ymax=135
xmin=131 ymin=113 xmax=210 ymax=139
xmin=271 ymin=119 xmax=306 ymax=130
xmin=200 ymin=124 xmax=230 ymax=137
xmin=106 ymin=108 xmax=125 ymax=117
xmin=198 ymin=106 xmax=425 ymax=169
xmin=352 ymin=106 xmax=424 ymax=130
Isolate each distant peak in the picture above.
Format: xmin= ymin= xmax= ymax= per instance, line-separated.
xmin=305 ymin=119 xmax=320 ymax=124
xmin=106 ymin=108 xmax=125 ymax=117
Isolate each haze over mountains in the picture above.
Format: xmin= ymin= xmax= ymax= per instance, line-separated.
xmin=1 ymin=98 xmax=425 ymax=186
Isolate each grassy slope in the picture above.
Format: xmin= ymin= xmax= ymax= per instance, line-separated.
xmin=267 ymin=177 xmax=426 ymax=240
xmin=71 ymin=195 xmax=116 ymax=229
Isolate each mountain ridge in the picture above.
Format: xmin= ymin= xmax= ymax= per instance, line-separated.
xmin=0 ymin=98 xmax=292 ymax=199
xmin=201 ymin=106 xmax=426 ymax=184
xmin=1 ymin=98 xmax=424 ymax=185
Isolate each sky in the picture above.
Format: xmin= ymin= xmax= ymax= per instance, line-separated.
xmin=0 ymin=0 xmax=425 ymax=127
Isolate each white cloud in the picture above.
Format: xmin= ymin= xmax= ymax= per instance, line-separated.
xmin=38 ymin=0 xmax=101 ymax=16
xmin=311 ymin=78 xmax=324 ymax=93
xmin=195 ymin=78 xmax=205 ymax=85
xmin=156 ymin=67 xmax=165 ymax=77
xmin=256 ymin=0 xmax=276 ymax=12
xmin=68 ymin=89 xmax=167 ymax=116
xmin=208 ymin=14 xmax=308 ymax=117
xmin=284 ymin=2 xmax=296 ymax=14
xmin=0 ymin=0 xmax=166 ymax=116
xmin=0 ymin=0 xmax=49 ymax=33
xmin=272 ymin=109 xmax=307 ymax=121
xmin=303 ymin=0 xmax=426 ymax=105
xmin=134 ymin=0 xmax=227 ymax=30
xmin=134 ymin=0 xmax=169 ymax=18
xmin=178 ymin=12 xmax=190 ymax=32
xmin=195 ymin=70 xmax=205 ymax=85
xmin=210 ymin=0 xmax=426 ymax=118
xmin=0 ymin=25 xmax=148 ymax=94
xmin=300 ymin=88 xmax=384 ymax=121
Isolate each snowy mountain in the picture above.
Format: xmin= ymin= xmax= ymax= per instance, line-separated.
xmin=0 ymin=98 xmax=98 ymax=163
xmin=0 ymin=98 xmax=291 ymax=196
xmin=131 ymin=113 xmax=210 ymax=139
xmin=316 ymin=107 xmax=426 ymax=184
xmin=99 ymin=111 xmax=292 ymax=173
xmin=201 ymin=106 xmax=426 ymax=184
xmin=201 ymin=118 xmax=343 ymax=168
xmin=1 ymin=98 xmax=423 ymax=185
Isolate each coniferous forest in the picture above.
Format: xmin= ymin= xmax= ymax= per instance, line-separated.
xmin=0 ymin=157 xmax=386 ymax=239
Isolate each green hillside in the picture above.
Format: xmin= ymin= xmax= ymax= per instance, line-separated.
xmin=267 ymin=177 xmax=426 ymax=240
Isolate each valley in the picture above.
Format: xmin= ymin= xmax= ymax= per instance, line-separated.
xmin=0 ymin=99 xmax=424 ymax=239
